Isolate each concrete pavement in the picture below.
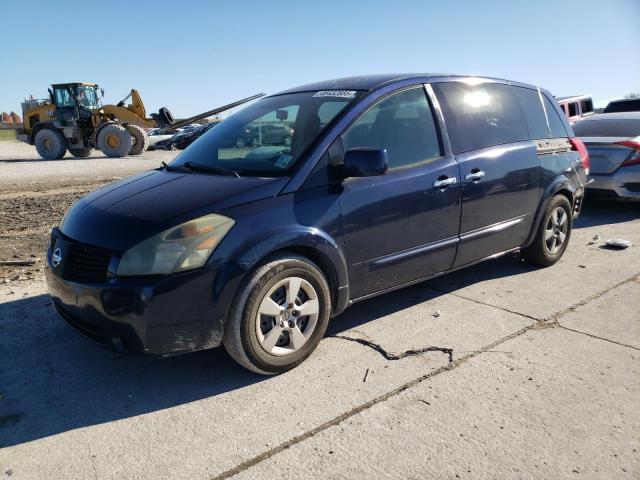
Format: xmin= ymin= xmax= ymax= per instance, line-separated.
xmin=0 ymin=200 xmax=639 ymax=479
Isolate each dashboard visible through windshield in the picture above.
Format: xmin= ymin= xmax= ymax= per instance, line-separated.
xmin=171 ymin=90 xmax=362 ymax=176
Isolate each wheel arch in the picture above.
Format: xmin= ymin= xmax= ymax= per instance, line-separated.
xmin=262 ymin=245 xmax=342 ymax=315
xmin=214 ymin=227 xmax=350 ymax=322
xmin=524 ymin=176 xmax=576 ymax=248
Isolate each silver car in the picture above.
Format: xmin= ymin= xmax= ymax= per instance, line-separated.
xmin=573 ymin=112 xmax=640 ymax=200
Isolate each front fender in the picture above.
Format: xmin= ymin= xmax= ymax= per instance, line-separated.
xmin=237 ymin=226 xmax=350 ymax=314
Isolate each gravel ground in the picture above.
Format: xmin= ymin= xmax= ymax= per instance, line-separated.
xmin=0 ymin=141 xmax=175 ymax=192
xmin=0 ymin=141 xmax=176 ymax=284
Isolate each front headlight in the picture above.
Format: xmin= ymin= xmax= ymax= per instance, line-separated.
xmin=117 ymin=213 xmax=235 ymax=276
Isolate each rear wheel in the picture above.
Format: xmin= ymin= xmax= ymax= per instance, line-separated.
xmin=223 ymin=254 xmax=331 ymax=375
xmin=34 ymin=128 xmax=67 ymax=160
xmin=126 ymin=125 xmax=149 ymax=155
xmin=522 ymin=195 xmax=572 ymax=267
xmin=69 ymin=148 xmax=92 ymax=158
xmin=97 ymin=124 xmax=132 ymax=158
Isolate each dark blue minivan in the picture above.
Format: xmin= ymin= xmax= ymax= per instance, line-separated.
xmin=46 ymin=74 xmax=589 ymax=374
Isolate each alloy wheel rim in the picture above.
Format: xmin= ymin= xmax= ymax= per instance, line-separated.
xmin=255 ymin=276 xmax=319 ymax=356
xmin=544 ymin=207 xmax=568 ymax=255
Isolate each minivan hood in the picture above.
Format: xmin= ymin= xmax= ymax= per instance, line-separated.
xmin=61 ymin=169 xmax=288 ymax=251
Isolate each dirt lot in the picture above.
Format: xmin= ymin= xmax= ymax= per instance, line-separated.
xmin=0 ymin=142 xmax=175 ymax=285
xmin=0 ymin=140 xmax=639 ymax=479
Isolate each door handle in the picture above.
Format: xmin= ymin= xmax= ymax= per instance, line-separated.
xmin=433 ymin=176 xmax=457 ymax=189
xmin=465 ymin=170 xmax=486 ymax=182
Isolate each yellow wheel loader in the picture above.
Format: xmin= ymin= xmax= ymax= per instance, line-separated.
xmin=18 ymin=83 xmax=264 ymax=160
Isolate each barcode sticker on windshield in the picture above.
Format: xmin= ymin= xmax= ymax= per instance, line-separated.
xmin=313 ymin=90 xmax=357 ymax=99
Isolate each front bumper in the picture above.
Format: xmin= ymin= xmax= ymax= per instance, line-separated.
xmin=46 ymin=245 xmax=231 ymax=356
xmin=587 ymin=165 xmax=640 ymax=200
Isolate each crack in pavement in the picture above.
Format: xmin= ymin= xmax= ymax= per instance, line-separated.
xmin=427 ymin=286 xmax=543 ymax=323
xmin=205 ymin=272 xmax=640 ymax=479
xmin=559 ymin=325 xmax=640 ymax=352
xmin=550 ymin=273 xmax=640 ymax=323
xmin=331 ymin=334 xmax=454 ymax=363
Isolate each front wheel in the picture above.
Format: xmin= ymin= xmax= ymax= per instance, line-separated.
xmin=223 ymin=254 xmax=332 ymax=375
xmin=522 ymin=195 xmax=572 ymax=267
xmin=97 ymin=124 xmax=132 ymax=158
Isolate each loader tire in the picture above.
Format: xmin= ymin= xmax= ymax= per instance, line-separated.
xmin=97 ymin=124 xmax=132 ymax=158
xmin=70 ymin=148 xmax=92 ymax=158
xmin=126 ymin=124 xmax=149 ymax=155
xmin=34 ymin=128 xmax=67 ymax=160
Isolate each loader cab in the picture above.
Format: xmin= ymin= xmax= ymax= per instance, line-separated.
xmin=51 ymin=83 xmax=100 ymax=124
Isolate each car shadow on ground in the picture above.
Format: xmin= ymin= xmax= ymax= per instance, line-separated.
xmin=0 ymin=253 xmax=537 ymax=448
xmin=574 ymin=199 xmax=640 ymax=228
xmin=0 ymin=201 xmax=628 ymax=448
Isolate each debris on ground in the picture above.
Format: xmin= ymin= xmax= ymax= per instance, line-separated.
xmin=604 ymin=238 xmax=632 ymax=250
xmin=588 ymin=234 xmax=601 ymax=245
xmin=363 ymin=368 xmax=370 ymax=383
xmin=0 ymin=260 xmax=36 ymax=266
xmin=433 ymin=310 xmax=441 ymax=318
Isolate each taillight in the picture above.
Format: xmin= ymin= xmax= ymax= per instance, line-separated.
xmin=569 ymin=137 xmax=590 ymax=175
xmin=615 ymin=140 xmax=640 ymax=168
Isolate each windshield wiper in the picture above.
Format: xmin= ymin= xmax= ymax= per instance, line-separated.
xmin=161 ymin=161 xmax=193 ymax=173
xmin=183 ymin=161 xmax=240 ymax=178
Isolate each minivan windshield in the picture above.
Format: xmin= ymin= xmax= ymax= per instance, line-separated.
xmin=171 ymin=91 xmax=361 ymax=177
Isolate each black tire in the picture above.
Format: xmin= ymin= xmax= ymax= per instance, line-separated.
xmin=126 ymin=125 xmax=149 ymax=155
xmin=223 ymin=254 xmax=332 ymax=375
xmin=522 ymin=195 xmax=572 ymax=267
xmin=97 ymin=124 xmax=132 ymax=158
xmin=69 ymin=148 xmax=92 ymax=158
xmin=34 ymin=128 xmax=67 ymax=160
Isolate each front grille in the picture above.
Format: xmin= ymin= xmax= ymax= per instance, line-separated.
xmin=63 ymin=242 xmax=112 ymax=283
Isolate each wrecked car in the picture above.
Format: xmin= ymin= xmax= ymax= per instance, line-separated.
xmin=46 ymin=74 xmax=588 ymax=374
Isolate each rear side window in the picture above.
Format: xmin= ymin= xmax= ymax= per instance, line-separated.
xmin=432 ymin=82 xmax=528 ymax=153
xmin=542 ymin=96 xmax=568 ymax=138
xmin=342 ymin=87 xmax=442 ymax=170
xmin=513 ymin=87 xmax=549 ymax=139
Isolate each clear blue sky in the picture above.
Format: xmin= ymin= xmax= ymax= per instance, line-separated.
xmin=1 ymin=0 xmax=638 ymax=117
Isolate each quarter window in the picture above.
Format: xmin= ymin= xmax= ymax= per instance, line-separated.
xmin=513 ymin=87 xmax=550 ymax=139
xmin=542 ymin=96 xmax=568 ymax=138
xmin=342 ymin=88 xmax=442 ymax=170
xmin=432 ymin=82 xmax=529 ymax=154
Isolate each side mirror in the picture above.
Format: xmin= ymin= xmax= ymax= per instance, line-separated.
xmin=341 ymin=148 xmax=388 ymax=178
